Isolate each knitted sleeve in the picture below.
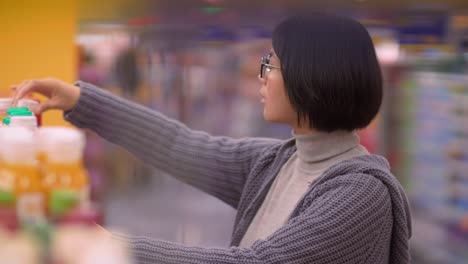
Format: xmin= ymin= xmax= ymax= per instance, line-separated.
xmin=113 ymin=174 xmax=393 ymax=264
xmin=64 ymin=81 xmax=280 ymax=208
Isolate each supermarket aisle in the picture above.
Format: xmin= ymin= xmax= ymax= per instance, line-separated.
xmin=104 ymin=170 xmax=237 ymax=247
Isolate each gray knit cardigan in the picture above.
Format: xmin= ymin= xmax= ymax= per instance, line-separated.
xmin=64 ymin=81 xmax=412 ymax=264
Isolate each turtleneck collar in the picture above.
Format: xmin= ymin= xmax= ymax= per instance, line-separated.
xmin=293 ymin=130 xmax=361 ymax=164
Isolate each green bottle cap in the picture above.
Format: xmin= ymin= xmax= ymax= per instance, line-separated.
xmin=7 ymin=110 xmax=32 ymax=117
xmin=7 ymin=107 xmax=30 ymax=115
xmin=2 ymin=117 xmax=10 ymax=125
xmin=0 ymin=191 xmax=14 ymax=206
xmin=49 ymin=190 xmax=79 ymax=217
xmin=10 ymin=112 xmax=33 ymax=117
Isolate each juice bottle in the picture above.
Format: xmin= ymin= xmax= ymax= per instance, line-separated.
xmin=9 ymin=116 xmax=38 ymax=132
xmin=0 ymin=98 xmax=12 ymax=126
xmin=18 ymin=99 xmax=41 ymax=127
xmin=0 ymin=127 xmax=45 ymax=224
xmin=5 ymin=107 xmax=38 ymax=132
xmin=0 ymin=232 xmax=41 ymax=264
xmin=0 ymin=191 xmax=18 ymax=231
xmin=0 ymin=128 xmax=19 ymax=231
xmin=0 ymin=128 xmax=16 ymax=193
xmin=40 ymin=127 xmax=90 ymax=208
xmin=0 ymin=99 xmax=41 ymax=127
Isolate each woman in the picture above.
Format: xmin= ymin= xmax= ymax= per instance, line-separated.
xmin=12 ymin=13 xmax=411 ymax=264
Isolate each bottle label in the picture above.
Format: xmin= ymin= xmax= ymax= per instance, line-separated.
xmin=17 ymin=193 xmax=45 ymax=223
xmin=0 ymin=170 xmax=15 ymax=190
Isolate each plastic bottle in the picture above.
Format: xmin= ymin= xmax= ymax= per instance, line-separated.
xmin=0 ymin=232 xmax=41 ymax=264
xmin=0 ymin=99 xmax=41 ymax=127
xmin=9 ymin=116 xmax=38 ymax=132
xmin=0 ymin=191 xmax=18 ymax=231
xmin=18 ymin=99 xmax=41 ymax=127
xmin=0 ymin=98 xmax=12 ymax=125
xmin=0 ymin=129 xmax=17 ymax=231
xmin=0 ymin=127 xmax=45 ymax=224
xmin=40 ymin=127 xmax=90 ymax=208
xmin=0 ymin=128 xmax=16 ymax=193
xmin=4 ymin=107 xmax=38 ymax=132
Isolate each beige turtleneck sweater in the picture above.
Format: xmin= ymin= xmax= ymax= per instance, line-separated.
xmin=239 ymin=131 xmax=369 ymax=248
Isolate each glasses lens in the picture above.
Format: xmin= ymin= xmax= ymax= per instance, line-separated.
xmin=260 ymin=57 xmax=266 ymax=78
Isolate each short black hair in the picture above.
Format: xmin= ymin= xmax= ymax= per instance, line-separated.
xmin=272 ymin=13 xmax=383 ymax=132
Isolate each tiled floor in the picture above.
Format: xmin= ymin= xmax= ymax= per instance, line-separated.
xmin=104 ymin=170 xmax=237 ymax=247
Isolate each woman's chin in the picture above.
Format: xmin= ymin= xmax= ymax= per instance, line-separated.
xmin=263 ymin=111 xmax=278 ymax=123
xmin=262 ymin=110 xmax=271 ymax=122
xmin=263 ymin=112 xmax=292 ymax=126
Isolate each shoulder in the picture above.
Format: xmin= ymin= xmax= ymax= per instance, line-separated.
xmin=312 ymin=171 xmax=391 ymax=203
xmin=300 ymin=155 xmax=395 ymax=211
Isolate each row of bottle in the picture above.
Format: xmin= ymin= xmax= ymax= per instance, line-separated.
xmin=1 ymin=106 xmax=38 ymax=131
xmin=0 ymin=98 xmax=42 ymax=128
xmin=0 ymin=126 xmax=94 ymax=230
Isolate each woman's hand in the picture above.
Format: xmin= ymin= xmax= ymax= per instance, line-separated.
xmin=11 ymin=78 xmax=81 ymax=114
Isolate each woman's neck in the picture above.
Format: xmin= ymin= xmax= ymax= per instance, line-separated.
xmin=292 ymin=123 xmax=315 ymax=135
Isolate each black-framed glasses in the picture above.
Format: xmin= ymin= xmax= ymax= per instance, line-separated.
xmin=260 ymin=55 xmax=281 ymax=78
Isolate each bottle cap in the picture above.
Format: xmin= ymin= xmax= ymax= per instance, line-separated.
xmin=7 ymin=106 xmax=30 ymax=114
xmin=7 ymin=107 xmax=33 ymax=116
xmin=2 ymin=117 xmax=10 ymax=125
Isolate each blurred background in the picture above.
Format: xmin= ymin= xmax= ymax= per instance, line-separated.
xmin=1 ymin=0 xmax=468 ymax=263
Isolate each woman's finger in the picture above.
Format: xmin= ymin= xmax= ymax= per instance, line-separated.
xmin=11 ymin=86 xmax=34 ymax=99
xmin=12 ymin=80 xmax=37 ymax=106
xmin=10 ymin=80 xmax=28 ymax=95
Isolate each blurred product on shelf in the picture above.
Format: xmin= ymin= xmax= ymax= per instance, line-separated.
xmin=0 ymin=99 xmax=12 ymax=120
xmin=0 ymin=191 xmax=18 ymax=231
xmin=4 ymin=107 xmax=38 ymax=131
xmin=39 ymin=128 xmax=90 ymax=206
xmin=0 ymin=125 xmax=103 ymax=228
xmin=52 ymin=226 xmax=131 ymax=264
xmin=0 ymin=231 xmax=41 ymax=264
xmin=0 ymin=127 xmax=45 ymax=225
xmin=398 ymin=71 xmax=468 ymax=263
xmin=0 ymin=224 xmax=132 ymax=264
xmin=0 ymin=98 xmax=42 ymax=127
xmin=18 ymin=99 xmax=42 ymax=127
xmin=0 ymin=125 xmax=109 ymax=263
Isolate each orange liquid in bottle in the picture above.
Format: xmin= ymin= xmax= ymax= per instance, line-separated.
xmin=39 ymin=127 xmax=90 ymax=209
xmin=10 ymin=164 xmax=45 ymax=223
xmin=0 ymin=127 xmax=45 ymax=224
xmin=43 ymin=162 xmax=90 ymax=205
xmin=0 ymin=160 xmax=15 ymax=193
